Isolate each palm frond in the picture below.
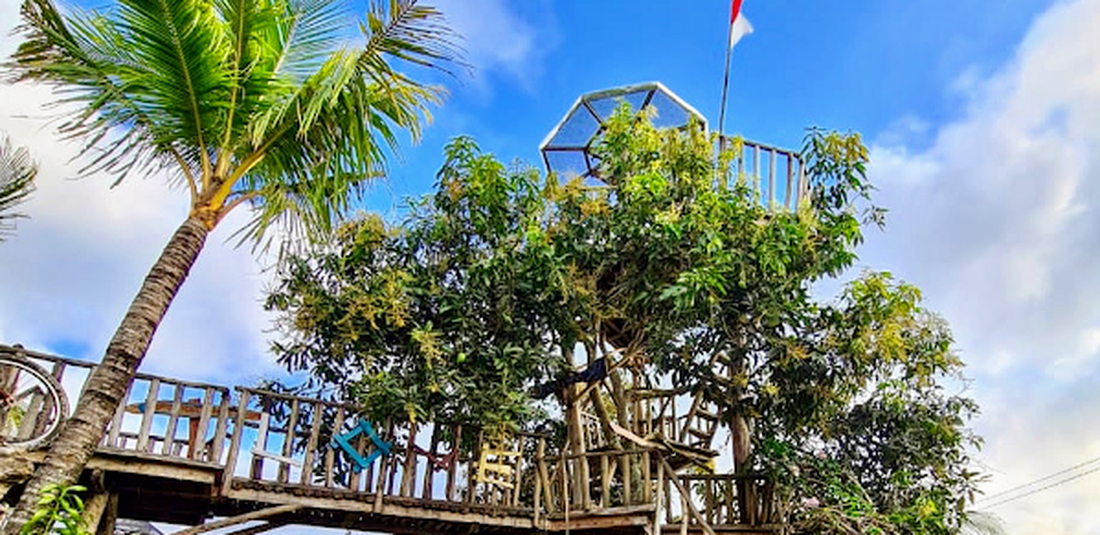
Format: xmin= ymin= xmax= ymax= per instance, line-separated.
xmin=5 ymin=0 xmax=200 ymax=190
xmin=116 ymin=0 xmax=229 ymax=179
xmin=0 ymin=135 xmax=39 ymax=241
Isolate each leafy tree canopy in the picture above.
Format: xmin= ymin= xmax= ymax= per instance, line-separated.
xmin=267 ymin=106 xmax=983 ymax=534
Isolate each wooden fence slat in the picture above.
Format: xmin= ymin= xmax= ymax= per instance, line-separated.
xmin=300 ymin=401 xmax=323 ymax=486
xmin=279 ymin=399 xmax=300 ymax=484
xmin=445 ymin=425 xmax=461 ymax=502
xmin=600 ymin=453 xmax=610 ymax=507
xmin=107 ymin=382 xmax=133 ymax=449
xmin=768 ymin=149 xmax=776 ymax=206
xmin=221 ymin=389 xmax=250 ymax=495
xmin=324 ymin=406 xmax=344 ymax=488
xmin=348 ymin=429 xmax=363 ymax=492
xmin=210 ymin=389 xmax=231 ymax=463
xmin=191 ymin=387 xmax=215 ymax=461
xmin=785 ymin=153 xmax=794 ymax=209
xmin=161 ymin=383 xmax=184 ymax=456
xmin=422 ymin=425 xmax=439 ymax=499
xmin=401 ymin=423 xmax=418 ymax=497
xmin=251 ymin=410 xmax=270 ymax=480
xmin=753 ymin=145 xmax=761 ymax=193
xmin=136 ymin=378 xmax=160 ymax=452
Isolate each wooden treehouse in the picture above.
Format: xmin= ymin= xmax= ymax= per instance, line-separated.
xmin=1 ymin=83 xmax=806 ymax=535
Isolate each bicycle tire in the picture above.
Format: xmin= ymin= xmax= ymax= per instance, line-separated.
xmin=0 ymin=354 xmax=68 ymax=451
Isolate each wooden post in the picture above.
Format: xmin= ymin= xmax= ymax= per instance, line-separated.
xmin=94 ymin=492 xmax=118 ymax=535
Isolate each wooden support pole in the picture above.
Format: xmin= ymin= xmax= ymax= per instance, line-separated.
xmin=172 ymin=505 xmax=302 ymax=535
xmin=93 ymin=493 xmax=118 ymax=535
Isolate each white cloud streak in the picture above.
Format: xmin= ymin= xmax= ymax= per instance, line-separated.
xmin=432 ymin=0 xmax=556 ymax=92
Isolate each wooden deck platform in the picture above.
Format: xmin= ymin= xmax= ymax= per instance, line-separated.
xmin=3 ymin=346 xmax=785 ymax=535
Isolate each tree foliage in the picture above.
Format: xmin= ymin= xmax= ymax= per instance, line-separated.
xmin=268 ymin=105 xmax=984 ymax=533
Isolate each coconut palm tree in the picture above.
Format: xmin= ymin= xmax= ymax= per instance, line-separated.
xmin=1 ymin=0 xmax=461 ymax=529
xmin=0 ymin=134 xmax=37 ymax=242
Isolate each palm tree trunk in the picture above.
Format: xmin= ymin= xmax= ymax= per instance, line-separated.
xmin=2 ymin=216 xmax=209 ymax=534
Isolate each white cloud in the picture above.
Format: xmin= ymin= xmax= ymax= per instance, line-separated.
xmin=0 ymin=0 xmax=279 ymax=383
xmin=432 ymin=0 xmax=556 ymax=92
xmin=864 ymin=0 xmax=1100 ymax=531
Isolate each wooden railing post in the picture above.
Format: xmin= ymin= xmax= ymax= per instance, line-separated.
xmin=191 ymin=387 xmax=215 ymax=461
xmin=136 ymin=378 xmax=159 ymax=452
xmin=324 ymin=406 xmax=345 ymax=488
xmin=210 ymin=388 xmax=231 ymax=464
xmin=221 ymin=388 xmax=249 ymax=495
xmin=278 ymin=399 xmax=299 ymax=483
xmin=300 ymin=401 xmax=323 ymax=486
xmin=161 ymin=383 xmax=184 ymax=456
xmin=537 ymin=438 xmax=552 ymax=514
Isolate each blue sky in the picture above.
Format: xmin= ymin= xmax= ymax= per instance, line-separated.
xmin=7 ymin=0 xmax=1100 ymax=533
xmin=377 ymin=0 xmax=1053 ymax=205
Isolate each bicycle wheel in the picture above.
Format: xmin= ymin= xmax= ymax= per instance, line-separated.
xmin=0 ymin=355 xmax=68 ymax=450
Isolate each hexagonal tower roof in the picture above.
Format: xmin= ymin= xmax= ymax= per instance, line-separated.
xmin=539 ymin=82 xmax=706 ymax=179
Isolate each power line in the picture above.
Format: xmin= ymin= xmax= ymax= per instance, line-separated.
xmin=975 ymin=454 xmax=1100 ymax=504
xmin=978 ymin=464 xmax=1100 ymax=510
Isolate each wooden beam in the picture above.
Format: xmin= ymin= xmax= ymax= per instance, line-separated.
xmin=224 ymin=521 xmax=288 ymax=535
xmin=172 ymin=504 xmax=302 ymax=535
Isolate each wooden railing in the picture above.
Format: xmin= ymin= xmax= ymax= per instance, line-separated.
xmin=730 ymin=138 xmax=808 ymax=211
xmin=9 ymin=346 xmax=235 ymax=464
xmin=6 ymin=345 xmax=783 ymax=531
xmin=662 ymin=473 xmax=782 ymax=528
xmin=222 ymin=387 xmax=548 ymax=515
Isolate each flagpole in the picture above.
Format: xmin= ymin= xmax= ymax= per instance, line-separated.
xmin=717 ymin=7 xmax=735 ymax=149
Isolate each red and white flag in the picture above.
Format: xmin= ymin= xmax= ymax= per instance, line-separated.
xmin=729 ymin=0 xmax=754 ymax=49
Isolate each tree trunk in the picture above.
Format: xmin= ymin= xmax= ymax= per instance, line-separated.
xmin=2 ymin=217 xmax=209 ymax=534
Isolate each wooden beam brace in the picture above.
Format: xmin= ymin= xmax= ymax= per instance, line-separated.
xmin=659 ymin=457 xmax=717 ymax=535
xmin=172 ymin=505 xmax=302 ymax=535
xmin=224 ymin=521 xmax=289 ymax=535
